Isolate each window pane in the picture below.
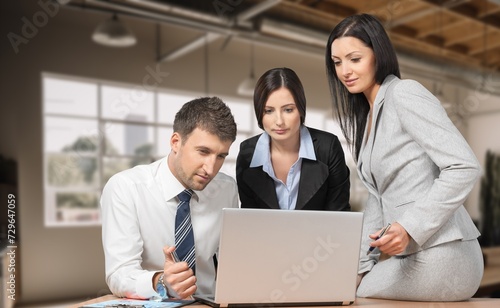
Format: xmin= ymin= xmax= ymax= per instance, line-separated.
xmin=325 ymin=118 xmax=345 ymax=142
xmin=158 ymin=93 xmax=192 ymax=124
xmin=226 ymin=100 xmax=254 ymax=132
xmin=44 ymin=116 xmax=98 ymax=153
xmin=103 ymin=122 xmax=154 ymax=156
xmin=44 ymin=77 xmax=97 ymax=117
xmin=219 ymin=160 xmax=236 ymax=180
xmin=101 ymin=85 xmax=154 ymax=122
xmin=43 ymin=74 xmax=266 ymax=226
xmin=55 ymin=192 xmax=100 ymax=223
xmin=227 ymin=134 xmax=246 ymax=161
xmin=46 ymin=153 xmax=98 ymax=187
xmin=157 ymin=127 xmax=172 ymax=157
xmin=103 ymin=157 xmax=153 ymax=184
xmin=304 ymin=108 xmax=325 ymax=130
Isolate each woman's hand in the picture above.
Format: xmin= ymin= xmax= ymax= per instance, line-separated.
xmin=368 ymin=222 xmax=410 ymax=256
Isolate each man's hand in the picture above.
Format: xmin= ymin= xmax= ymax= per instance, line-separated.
xmin=162 ymin=245 xmax=197 ymax=299
xmin=368 ymin=222 xmax=410 ymax=256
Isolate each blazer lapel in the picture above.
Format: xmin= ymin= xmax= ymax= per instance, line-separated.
xmin=243 ymin=168 xmax=280 ymax=209
xmin=370 ymin=75 xmax=399 ymax=145
xmin=295 ymin=159 xmax=329 ymax=210
xmin=357 ymin=75 xmax=398 ymax=195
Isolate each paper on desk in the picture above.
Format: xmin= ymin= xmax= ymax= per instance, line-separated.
xmin=80 ymin=298 xmax=195 ymax=308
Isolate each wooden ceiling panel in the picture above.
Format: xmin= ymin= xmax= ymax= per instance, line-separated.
xmin=308 ymin=1 xmax=357 ymax=18
xmin=269 ymin=1 xmax=343 ymax=31
xmin=467 ymin=30 xmax=500 ymax=55
xmin=483 ymin=13 xmax=500 ymax=28
xmin=443 ymin=22 xmax=485 ymax=46
xmin=69 ymin=0 xmax=500 ymax=73
xmin=416 ymin=18 xmax=467 ymax=38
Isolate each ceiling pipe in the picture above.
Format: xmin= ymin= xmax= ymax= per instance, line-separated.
xmin=64 ymin=0 xmax=500 ymax=96
xmin=236 ymin=0 xmax=282 ymax=23
xmin=159 ymin=0 xmax=281 ymax=61
xmin=66 ymin=0 xmax=325 ymax=56
xmin=121 ymin=0 xmax=229 ymax=25
xmin=159 ymin=33 xmax=221 ymax=62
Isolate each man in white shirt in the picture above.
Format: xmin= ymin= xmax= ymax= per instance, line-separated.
xmin=101 ymin=97 xmax=238 ymax=300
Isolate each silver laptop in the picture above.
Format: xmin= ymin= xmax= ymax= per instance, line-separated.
xmin=195 ymin=208 xmax=363 ymax=307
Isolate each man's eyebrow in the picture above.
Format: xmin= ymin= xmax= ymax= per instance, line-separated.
xmin=195 ymin=145 xmax=210 ymax=151
xmin=196 ymin=145 xmax=229 ymax=156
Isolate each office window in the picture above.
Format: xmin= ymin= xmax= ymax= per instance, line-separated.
xmin=43 ymin=73 xmax=362 ymax=226
xmin=42 ymin=74 xmax=254 ymax=226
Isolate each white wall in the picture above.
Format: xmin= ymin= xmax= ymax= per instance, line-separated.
xmin=1 ymin=0 xmax=499 ymax=305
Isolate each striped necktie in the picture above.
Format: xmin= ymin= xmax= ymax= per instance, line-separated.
xmin=175 ymin=189 xmax=196 ymax=273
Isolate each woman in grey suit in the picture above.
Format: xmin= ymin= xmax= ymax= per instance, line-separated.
xmin=325 ymin=14 xmax=483 ymax=301
xmin=236 ymin=67 xmax=350 ymax=211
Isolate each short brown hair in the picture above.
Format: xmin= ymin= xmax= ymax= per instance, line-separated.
xmin=173 ymin=96 xmax=237 ymax=143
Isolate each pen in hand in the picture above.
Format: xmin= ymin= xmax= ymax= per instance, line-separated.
xmin=169 ymin=249 xmax=194 ymax=300
xmin=366 ymin=223 xmax=392 ymax=255
xmin=170 ymin=250 xmax=180 ymax=263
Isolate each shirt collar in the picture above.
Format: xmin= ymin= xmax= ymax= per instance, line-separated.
xmin=250 ymin=125 xmax=316 ymax=168
xmin=158 ymin=156 xmax=198 ymax=202
xmin=299 ymin=126 xmax=316 ymax=161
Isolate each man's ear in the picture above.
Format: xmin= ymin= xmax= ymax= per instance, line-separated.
xmin=170 ymin=132 xmax=182 ymax=153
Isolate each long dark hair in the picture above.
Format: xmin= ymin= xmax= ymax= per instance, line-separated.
xmin=325 ymin=14 xmax=400 ymax=160
xmin=253 ymin=67 xmax=306 ymax=130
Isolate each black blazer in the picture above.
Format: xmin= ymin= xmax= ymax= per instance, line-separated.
xmin=236 ymin=127 xmax=350 ymax=211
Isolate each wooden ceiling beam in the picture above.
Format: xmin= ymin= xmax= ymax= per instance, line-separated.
xmin=391 ymin=25 xmax=419 ymax=37
xmin=305 ymin=1 xmax=357 ymax=17
xmin=416 ymin=19 xmax=466 ymax=39
xmin=444 ymin=26 xmax=488 ymax=46
xmin=485 ymin=52 xmax=500 ymax=68
xmin=451 ymin=4 xmax=500 ymax=28
xmin=387 ymin=0 xmax=469 ymax=28
xmin=421 ymin=0 xmax=500 ymax=30
xmin=468 ymin=35 xmax=500 ymax=55
xmin=385 ymin=7 xmax=437 ymax=28
xmin=478 ymin=3 xmax=500 ymax=17
xmin=448 ymin=44 xmax=469 ymax=54
xmin=391 ymin=33 xmax=484 ymax=70
xmin=482 ymin=14 xmax=500 ymax=28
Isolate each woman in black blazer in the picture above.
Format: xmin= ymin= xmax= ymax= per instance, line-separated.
xmin=236 ymin=67 xmax=350 ymax=211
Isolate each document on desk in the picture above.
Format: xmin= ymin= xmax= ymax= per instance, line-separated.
xmin=80 ymin=298 xmax=196 ymax=308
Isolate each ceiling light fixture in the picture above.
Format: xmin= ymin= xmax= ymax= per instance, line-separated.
xmin=237 ymin=42 xmax=256 ymax=96
xmin=92 ymin=14 xmax=137 ymax=47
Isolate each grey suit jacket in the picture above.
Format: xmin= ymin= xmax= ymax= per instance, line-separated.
xmin=358 ymin=75 xmax=481 ymax=273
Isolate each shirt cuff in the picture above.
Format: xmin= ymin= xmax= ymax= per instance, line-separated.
xmin=136 ymin=270 xmax=159 ymax=299
xmin=358 ymin=258 xmax=377 ymax=275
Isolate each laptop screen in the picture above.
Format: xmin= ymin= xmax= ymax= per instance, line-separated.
xmin=212 ymin=208 xmax=363 ymax=306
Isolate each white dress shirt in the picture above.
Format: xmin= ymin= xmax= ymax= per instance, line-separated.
xmin=101 ymin=157 xmax=239 ymax=299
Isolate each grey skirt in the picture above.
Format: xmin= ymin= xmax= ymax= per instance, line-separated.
xmin=357 ymin=239 xmax=484 ymax=301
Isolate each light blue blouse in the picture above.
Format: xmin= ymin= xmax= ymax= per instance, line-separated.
xmin=249 ymin=126 xmax=316 ymax=210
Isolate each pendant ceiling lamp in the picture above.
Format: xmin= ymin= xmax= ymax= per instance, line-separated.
xmin=92 ymin=14 xmax=137 ymax=47
xmin=237 ymin=42 xmax=256 ymax=96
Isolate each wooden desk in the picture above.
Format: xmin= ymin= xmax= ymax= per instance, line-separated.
xmin=76 ymin=247 xmax=500 ymax=307
xmin=73 ymin=295 xmax=500 ymax=307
